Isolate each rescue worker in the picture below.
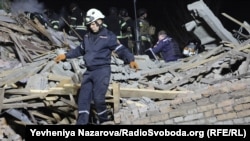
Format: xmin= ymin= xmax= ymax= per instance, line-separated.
xmin=183 ymin=40 xmax=204 ymax=57
xmin=68 ymin=2 xmax=87 ymax=40
xmin=137 ymin=8 xmax=156 ymax=55
xmin=54 ymin=8 xmax=139 ymax=125
xmin=152 ymin=30 xmax=183 ymax=63
xmin=24 ymin=11 xmax=48 ymax=28
xmin=104 ymin=7 xmax=128 ymax=48
xmin=119 ymin=8 xmax=135 ymax=53
xmin=44 ymin=9 xmax=60 ymax=30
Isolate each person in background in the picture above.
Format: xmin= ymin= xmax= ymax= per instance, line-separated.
xmin=68 ymin=2 xmax=87 ymax=40
xmin=54 ymin=8 xmax=138 ymax=125
xmin=183 ymin=40 xmax=204 ymax=57
xmin=44 ymin=9 xmax=60 ymax=30
xmin=136 ymin=8 xmax=156 ymax=55
xmin=104 ymin=7 xmax=128 ymax=47
xmin=119 ymin=8 xmax=135 ymax=53
xmin=152 ymin=30 xmax=183 ymax=63
xmin=24 ymin=11 xmax=48 ymax=28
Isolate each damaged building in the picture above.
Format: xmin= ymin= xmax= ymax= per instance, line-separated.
xmin=0 ymin=0 xmax=250 ymax=140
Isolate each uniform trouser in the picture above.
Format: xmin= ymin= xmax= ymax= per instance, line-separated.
xmin=76 ymin=67 xmax=111 ymax=125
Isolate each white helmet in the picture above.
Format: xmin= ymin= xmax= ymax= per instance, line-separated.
xmin=85 ymin=8 xmax=105 ymax=25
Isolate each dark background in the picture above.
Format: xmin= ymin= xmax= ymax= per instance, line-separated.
xmin=38 ymin=0 xmax=250 ymax=47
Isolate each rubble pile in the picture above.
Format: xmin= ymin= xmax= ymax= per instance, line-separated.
xmin=0 ymin=0 xmax=250 ymax=140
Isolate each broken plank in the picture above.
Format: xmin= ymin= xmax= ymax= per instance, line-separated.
xmin=107 ymin=87 xmax=186 ymax=100
xmin=2 ymin=101 xmax=68 ymax=109
xmin=52 ymin=113 xmax=62 ymax=123
xmin=180 ymin=54 xmax=223 ymax=71
xmin=0 ymin=88 xmax=4 ymax=112
xmin=28 ymin=18 xmax=57 ymax=45
xmin=112 ymin=83 xmax=120 ymax=113
xmin=221 ymin=13 xmax=250 ymax=32
xmin=3 ymin=94 xmax=48 ymax=104
xmin=31 ymin=87 xmax=77 ymax=95
xmin=2 ymin=103 xmax=45 ymax=109
xmin=0 ymin=21 xmax=32 ymax=34
xmin=0 ymin=60 xmax=46 ymax=87
xmin=60 ymin=97 xmax=77 ymax=108
xmin=5 ymin=86 xmax=77 ymax=96
xmin=64 ymin=83 xmax=190 ymax=99
xmin=9 ymin=33 xmax=33 ymax=63
xmin=13 ymin=44 xmax=26 ymax=66
xmin=40 ymin=61 xmax=56 ymax=73
xmin=30 ymin=111 xmax=56 ymax=122
xmin=0 ymin=31 xmax=12 ymax=43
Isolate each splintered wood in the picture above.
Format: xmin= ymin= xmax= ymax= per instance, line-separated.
xmin=0 ymin=118 xmax=22 ymax=141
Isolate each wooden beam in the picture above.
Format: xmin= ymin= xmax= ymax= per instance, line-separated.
xmin=222 ymin=13 xmax=250 ymax=31
xmin=0 ymin=60 xmax=46 ymax=87
xmin=0 ymin=21 xmax=32 ymax=34
xmin=2 ymin=102 xmax=45 ymax=109
xmin=30 ymin=111 xmax=56 ymax=122
xmin=60 ymin=97 xmax=77 ymax=108
xmin=28 ymin=18 xmax=56 ymax=45
xmin=0 ymin=88 xmax=4 ymax=112
xmin=2 ymin=101 xmax=68 ymax=109
xmin=112 ymin=83 xmax=120 ymax=113
xmin=107 ymin=87 xmax=187 ymax=100
xmin=5 ymin=87 xmax=77 ymax=96
xmin=63 ymin=83 xmax=186 ymax=99
xmin=3 ymin=94 xmax=47 ymax=104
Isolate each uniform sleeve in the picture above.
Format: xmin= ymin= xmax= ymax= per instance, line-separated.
xmin=108 ymin=33 xmax=120 ymax=49
xmin=152 ymin=40 xmax=167 ymax=54
xmin=114 ymin=44 xmax=135 ymax=64
xmin=109 ymin=32 xmax=134 ymax=64
xmin=65 ymin=42 xmax=85 ymax=59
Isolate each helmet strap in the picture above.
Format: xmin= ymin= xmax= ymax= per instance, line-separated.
xmin=95 ymin=20 xmax=103 ymax=29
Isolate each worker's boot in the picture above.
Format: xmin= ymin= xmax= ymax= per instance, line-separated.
xmin=76 ymin=113 xmax=89 ymax=125
xmin=99 ymin=110 xmax=114 ymax=125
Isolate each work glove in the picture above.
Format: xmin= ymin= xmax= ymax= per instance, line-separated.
xmin=129 ymin=61 xmax=139 ymax=71
xmin=54 ymin=54 xmax=66 ymax=63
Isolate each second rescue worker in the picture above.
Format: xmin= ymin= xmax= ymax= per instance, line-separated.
xmin=55 ymin=8 xmax=138 ymax=125
xmin=137 ymin=8 xmax=156 ymax=55
xmin=68 ymin=2 xmax=87 ymax=39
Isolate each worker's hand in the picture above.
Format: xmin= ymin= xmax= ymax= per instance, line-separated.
xmin=129 ymin=61 xmax=139 ymax=71
xmin=54 ymin=54 xmax=66 ymax=63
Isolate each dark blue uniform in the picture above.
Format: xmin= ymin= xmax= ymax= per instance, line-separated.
xmin=152 ymin=37 xmax=182 ymax=62
xmin=66 ymin=27 xmax=134 ymax=124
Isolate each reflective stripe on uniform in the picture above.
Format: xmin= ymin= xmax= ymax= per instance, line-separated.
xmin=114 ymin=44 xmax=123 ymax=52
xmin=53 ymin=25 xmax=59 ymax=29
xmin=117 ymin=35 xmax=124 ymax=39
xmin=70 ymin=17 xmax=77 ymax=20
xmin=97 ymin=109 xmax=107 ymax=116
xmin=121 ymin=22 xmax=126 ymax=28
xmin=80 ymin=43 xmax=84 ymax=50
xmin=103 ymin=23 xmax=108 ymax=27
xmin=117 ymin=34 xmax=131 ymax=39
xmin=141 ymin=36 xmax=151 ymax=42
xmin=51 ymin=21 xmax=59 ymax=24
xmin=76 ymin=25 xmax=87 ymax=30
xmin=79 ymin=110 xmax=89 ymax=115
